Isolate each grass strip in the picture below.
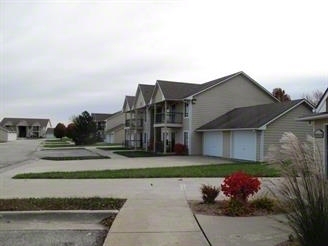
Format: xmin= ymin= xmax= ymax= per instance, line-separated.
xmin=41 ymin=156 xmax=110 ymax=161
xmin=13 ymin=163 xmax=280 ymax=179
xmin=97 ymin=147 xmax=129 ymax=151
xmin=113 ymin=151 xmax=164 ymax=157
xmin=43 ymin=144 xmax=75 ymax=148
xmin=0 ymin=197 xmax=126 ymax=211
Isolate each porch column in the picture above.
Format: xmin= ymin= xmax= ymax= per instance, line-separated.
xmin=129 ymin=111 xmax=132 ymax=148
xmin=124 ymin=112 xmax=127 ymax=147
xmin=153 ymin=104 xmax=156 ymax=152
xmin=164 ymin=101 xmax=167 ymax=154
xmin=135 ymin=109 xmax=138 ymax=150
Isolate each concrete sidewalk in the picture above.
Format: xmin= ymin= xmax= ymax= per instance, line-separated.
xmin=103 ymin=199 xmax=209 ymax=246
xmin=0 ymin=210 xmax=115 ymax=246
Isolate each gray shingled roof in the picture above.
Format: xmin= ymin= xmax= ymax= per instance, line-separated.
xmin=157 ymin=72 xmax=242 ymax=100
xmin=195 ymin=72 xmax=241 ymax=93
xmin=0 ymin=118 xmax=50 ymax=127
xmin=91 ymin=113 xmax=112 ymax=121
xmin=139 ymin=84 xmax=155 ymax=104
xmin=157 ymin=80 xmax=201 ymax=100
xmin=126 ymin=96 xmax=136 ymax=108
xmin=197 ymin=99 xmax=306 ymax=130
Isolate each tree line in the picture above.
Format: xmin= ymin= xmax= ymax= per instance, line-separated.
xmin=54 ymin=111 xmax=97 ymax=145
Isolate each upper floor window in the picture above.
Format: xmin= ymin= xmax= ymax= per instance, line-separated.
xmin=184 ymin=102 xmax=189 ymax=118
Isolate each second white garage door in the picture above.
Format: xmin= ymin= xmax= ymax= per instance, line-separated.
xmin=232 ymin=131 xmax=256 ymax=161
xmin=203 ymin=132 xmax=223 ymax=157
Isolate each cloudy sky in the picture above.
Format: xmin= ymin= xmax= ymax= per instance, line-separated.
xmin=1 ymin=0 xmax=327 ymax=125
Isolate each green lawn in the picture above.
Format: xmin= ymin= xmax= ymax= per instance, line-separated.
xmin=97 ymin=147 xmax=128 ymax=151
xmin=0 ymin=197 xmax=126 ymax=211
xmin=13 ymin=163 xmax=280 ymax=179
xmin=113 ymin=151 xmax=163 ymax=157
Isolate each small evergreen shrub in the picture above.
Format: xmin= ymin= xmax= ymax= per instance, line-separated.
xmin=221 ymin=171 xmax=261 ymax=203
xmin=200 ymin=184 xmax=220 ymax=204
xmin=251 ymin=197 xmax=275 ymax=212
xmin=224 ymin=199 xmax=251 ymax=216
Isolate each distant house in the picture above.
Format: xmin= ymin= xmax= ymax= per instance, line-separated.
xmin=299 ymin=88 xmax=328 ymax=175
xmin=46 ymin=128 xmax=55 ymax=139
xmin=0 ymin=126 xmax=9 ymax=142
xmin=91 ymin=113 xmax=112 ymax=141
xmin=0 ymin=118 xmax=52 ymax=139
xmin=104 ymin=111 xmax=125 ymax=144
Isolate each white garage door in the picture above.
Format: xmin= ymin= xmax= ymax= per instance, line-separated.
xmin=203 ymin=132 xmax=223 ymax=157
xmin=232 ymin=131 xmax=256 ymax=161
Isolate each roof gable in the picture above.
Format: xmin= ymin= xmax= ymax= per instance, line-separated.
xmin=197 ymin=99 xmax=311 ymax=131
xmin=122 ymin=96 xmax=135 ymax=112
xmin=315 ymin=87 xmax=328 ymax=113
xmin=157 ymin=80 xmax=201 ymax=100
xmin=190 ymin=71 xmax=278 ymax=101
xmin=139 ymin=84 xmax=155 ymax=104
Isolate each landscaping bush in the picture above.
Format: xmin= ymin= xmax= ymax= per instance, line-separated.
xmin=221 ymin=171 xmax=261 ymax=203
xmin=251 ymin=196 xmax=275 ymax=212
xmin=200 ymin=184 xmax=220 ymax=204
xmin=174 ymin=143 xmax=188 ymax=155
xmin=267 ymin=132 xmax=328 ymax=246
xmin=224 ymin=198 xmax=251 ymax=216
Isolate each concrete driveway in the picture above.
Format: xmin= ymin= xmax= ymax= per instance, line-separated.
xmin=0 ymin=139 xmax=41 ymax=171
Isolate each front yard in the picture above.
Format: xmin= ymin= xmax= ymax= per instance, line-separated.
xmin=13 ymin=163 xmax=279 ymax=179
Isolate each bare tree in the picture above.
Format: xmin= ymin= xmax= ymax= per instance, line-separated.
xmin=302 ymin=89 xmax=324 ymax=106
xmin=272 ymin=88 xmax=291 ymax=102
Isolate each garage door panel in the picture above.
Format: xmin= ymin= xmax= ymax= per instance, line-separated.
xmin=232 ymin=131 xmax=256 ymax=161
xmin=203 ymin=132 xmax=223 ymax=157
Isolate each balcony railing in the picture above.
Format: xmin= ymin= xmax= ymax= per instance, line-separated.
xmin=125 ymin=119 xmax=143 ymax=128
xmin=155 ymin=112 xmax=183 ymax=124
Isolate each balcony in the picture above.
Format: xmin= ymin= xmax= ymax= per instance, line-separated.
xmin=155 ymin=112 xmax=183 ymax=127
xmin=125 ymin=118 xmax=143 ymax=128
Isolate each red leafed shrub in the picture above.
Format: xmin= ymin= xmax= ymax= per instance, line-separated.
xmin=174 ymin=143 xmax=188 ymax=155
xmin=221 ymin=171 xmax=261 ymax=203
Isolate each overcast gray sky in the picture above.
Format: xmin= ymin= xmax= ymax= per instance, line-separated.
xmin=1 ymin=0 xmax=327 ymax=126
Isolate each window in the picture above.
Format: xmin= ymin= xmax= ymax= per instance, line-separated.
xmin=184 ymin=131 xmax=189 ymax=148
xmin=184 ymin=102 xmax=189 ymax=118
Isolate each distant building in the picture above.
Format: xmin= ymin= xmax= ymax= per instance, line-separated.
xmin=0 ymin=118 xmax=52 ymax=139
xmin=91 ymin=113 xmax=112 ymax=141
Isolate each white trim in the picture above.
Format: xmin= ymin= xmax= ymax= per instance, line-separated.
xmin=299 ymin=113 xmax=328 ymax=121
xmin=315 ymin=88 xmax=328 ymax=113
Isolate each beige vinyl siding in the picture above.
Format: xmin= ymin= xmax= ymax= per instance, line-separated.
xmin=191 ymin=74 xmax=276 ymax=154
xmin=222 ymin=131 xmax=231 ymax=158
xmin=153 ymin=86 xmax=164 ymax=104
xmin=123 ymin=103 xmax=130 ymax=112
xmin=256 ymin=130 xmax=263 ymax=161
xmin=135 ymin=91 xmax=146 ymax=109
xmin=313 ymin=119 xmax=328 ymax=162
xmin=105 ymin=112 xmax=124 ymax=132
xmin=263 ymin=104 xmax=313 ymax=158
